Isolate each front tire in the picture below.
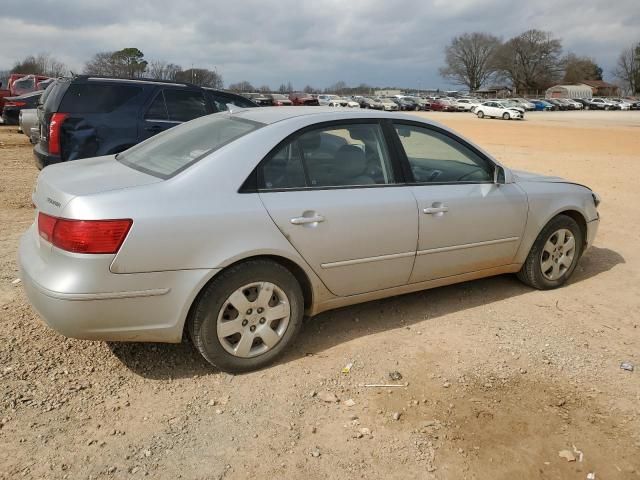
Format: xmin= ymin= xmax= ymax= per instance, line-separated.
xmin=503 ymin=112 xmax=510 ymax=120
xmin=189 ymin=259 xmax=304 ymax=373
xmin=477 ymin=111 xmax=485 ymax=118
xmin=517 ymin=215 xmax=584 ymax=290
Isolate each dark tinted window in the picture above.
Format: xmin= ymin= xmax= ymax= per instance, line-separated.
xmin=259 ymin=123 xmax=394 ymax=189
xmin=144 ymin=93 xmax=168 ymax=120
xmin=207 ymin=91 xmax=256 ymax=112
xmin=59 ymin=84 xmax=142 ymax=113
xmin=164 ymin=89 xmax=207 ymax=122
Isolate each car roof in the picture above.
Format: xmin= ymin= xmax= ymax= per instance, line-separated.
xmin=232 ymin=106 xmax=426 ymax=125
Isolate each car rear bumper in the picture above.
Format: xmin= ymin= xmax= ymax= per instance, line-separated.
xmin=33 ymin=142 xmax=60 ymax=170
xmin=18 ymin=225 xmax=218 ymax=343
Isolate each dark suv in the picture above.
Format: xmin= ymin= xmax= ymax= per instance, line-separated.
xmin=34 ymin=76 xmax=257 ymax=169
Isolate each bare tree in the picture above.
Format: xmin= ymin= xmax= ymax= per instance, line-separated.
xmin=562 ymin=54 xmax=602 ymax=83
xmin=302 ymin=85 xmax=317 ymax=94
xmin=147 ymin=60 xmax=183 ymax=81
xmin=228 ymin=81 xmax=255 ymax=92
xmin=11 ymin=53 xmax=68 ymax=77
xmin=439 ymin=33 xmax=501 ymax=91
xmin=84 ymin=52 xmax=117 ymax=76
xmin=494 ymin=30 xmax=564 ymax=93
xmin=613 ymin=44 xmax=640 ymax=94
xmin=175 ymin=68 xmax=223 ymax=88
xmin=258 ymin=85 xmax=271 ymax=93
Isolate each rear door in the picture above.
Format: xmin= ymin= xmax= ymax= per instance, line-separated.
xmin=140 ymin=87 xmax=208 ymax=140
xmin=258 ymin=121 xmax=418 ymax=296
xmin=392 ymin=121 xmax=528 ymax=283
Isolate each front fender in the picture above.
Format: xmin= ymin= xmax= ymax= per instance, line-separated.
xmin=513 ymin=182 xmax=598 ymax=265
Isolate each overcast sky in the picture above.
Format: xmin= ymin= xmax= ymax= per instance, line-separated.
xmin=1 ymin=0 xmax=638 ymax=90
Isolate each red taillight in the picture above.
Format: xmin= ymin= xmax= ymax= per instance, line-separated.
xmin=275 ymin=101 xmax=283 ymax=106
xmin=38 ymin=213 xmax=132 ymax=254
xmin=48 ymin=113 xmax=69 ymax=156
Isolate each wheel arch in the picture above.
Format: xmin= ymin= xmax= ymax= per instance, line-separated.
xmin=514 ymin=205 xmax=591 ymax=267
xmin=556 ymin=209 xmax=588 ymax=247
xmin=182 ymin=254 xmax=315 ymax=339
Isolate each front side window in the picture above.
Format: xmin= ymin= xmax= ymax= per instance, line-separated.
xmin=118 ymin=115 xmax=262 ymax=178
xmin=163 ymin=89 xmax=207 ymax=122
xmin=394 ymin=124 xmax=493 ymax=183
xmin=259 ymin=123 xmax=394 ymax=189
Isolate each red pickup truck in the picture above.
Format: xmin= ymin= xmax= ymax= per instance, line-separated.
xmin=1 ymin=74 xmax=52 ymax=122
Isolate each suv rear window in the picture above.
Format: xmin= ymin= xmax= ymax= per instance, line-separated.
xmin=59 ymin=83 xmax=142 ymax=113
xmin=117 ymin=115 xmax=262 ymax=178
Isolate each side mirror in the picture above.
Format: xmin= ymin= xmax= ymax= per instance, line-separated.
xmin=494 ymin=165 xmax=506 ymax=184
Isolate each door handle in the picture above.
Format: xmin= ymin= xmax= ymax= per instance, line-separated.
xmin=145 ymin=125 xmax=163 ymax=132
xmin=423 ymin=206 xmax=449 ymax=214
xmin=290 ymin=215 xmax=325 ymax=225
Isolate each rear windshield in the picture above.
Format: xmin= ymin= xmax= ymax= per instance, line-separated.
xmin=117 ymin=115 xmax=262 ymax=178
xmin=59 ymin=83 xmax=143 ymax=113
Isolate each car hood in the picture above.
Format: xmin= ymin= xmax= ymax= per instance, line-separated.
xmin=512 ymin=170 xmax=568 ymax=183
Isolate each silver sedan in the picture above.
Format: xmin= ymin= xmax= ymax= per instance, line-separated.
xmin=19 ymin=107 xmax=600 ymax=372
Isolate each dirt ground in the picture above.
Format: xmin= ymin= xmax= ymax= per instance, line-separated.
xmin=1 ymin=110 xmax=639 ymax=479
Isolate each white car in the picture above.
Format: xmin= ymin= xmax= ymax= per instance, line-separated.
xmin=376 ymin=97 xmax=400 ymax=111
xmin=455 ymin=98 xmax=482 ymax=111
xmin=317 ymin=95 xmax=358 ymax=108
xmin=474 ymin=101 xmax=524 ymax=120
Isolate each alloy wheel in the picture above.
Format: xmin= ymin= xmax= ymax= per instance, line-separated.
xmin=216 ymin=282 xmax=291 ymax=358
xmin=540 ymin=229 xmax=576 ymax=281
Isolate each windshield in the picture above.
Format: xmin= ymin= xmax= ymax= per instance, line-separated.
xmin=118 ymin=115 xmax=262 ymax=179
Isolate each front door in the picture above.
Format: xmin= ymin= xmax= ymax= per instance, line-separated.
xmin=392 ymin=122 xmax=528 ymax=283
xmin=258 ymin=121 xmax=418 ymax=296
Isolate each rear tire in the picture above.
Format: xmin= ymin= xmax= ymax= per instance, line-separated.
xmin=189 ymin=259 xmax=304 ymax=373
xmin=517 ymin=215 xmax=584 ymax=290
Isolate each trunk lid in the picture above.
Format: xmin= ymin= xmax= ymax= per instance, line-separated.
xmin=34 ymin=155 xmax=162 ymax=215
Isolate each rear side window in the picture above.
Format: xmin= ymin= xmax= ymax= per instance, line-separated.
xmin=207 ymin=91 xmax=257 ymax=112
xmin=59 ymin=84 xmax=142 ymax=113
xmin=164 ymin=89 xmax=207 ymax=122
xmin=117 ymin=115 xmax=262 ymax=178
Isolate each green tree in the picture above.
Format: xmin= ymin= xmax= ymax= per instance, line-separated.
xmin=84 ymin=48 xmax=147 ymax=78
xmin=563 ymin=54 xmax=602 ymax=83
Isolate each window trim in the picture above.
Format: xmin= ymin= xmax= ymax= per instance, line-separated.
xmin=240 ymin=118 xmax=407 ymax=193
xmin=390 ymin=120 xmax=497 ymax=186
xmin=144 ymin=90 xmax=169 ymax=122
